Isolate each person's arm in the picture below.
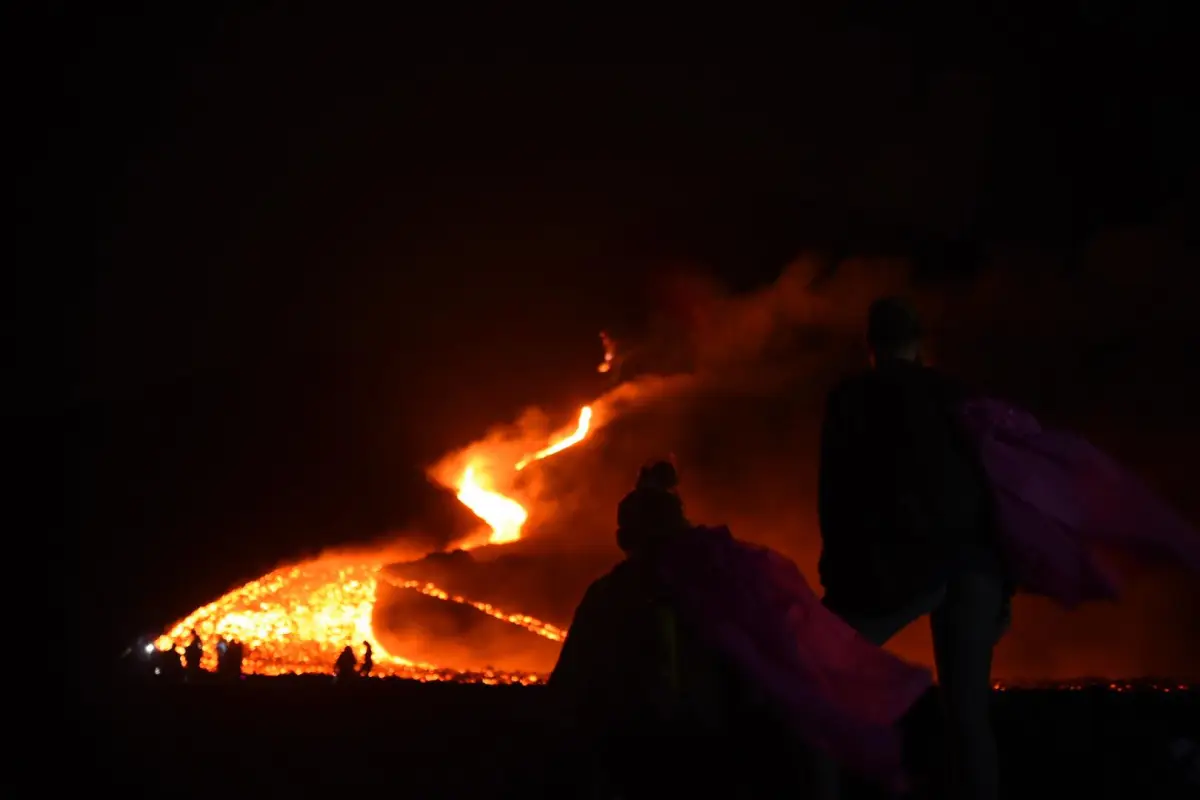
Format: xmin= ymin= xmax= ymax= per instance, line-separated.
xmin=548 ymin=575 xmax=633 ymax=750
xmin=548 ymin=579 xmax=610 ymax=693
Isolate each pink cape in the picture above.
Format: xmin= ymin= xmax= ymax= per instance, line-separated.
xmin=960 ymin=397 xmax=1200 ymax=607
xmin=657 ymin=526 xmax=932 ymax=789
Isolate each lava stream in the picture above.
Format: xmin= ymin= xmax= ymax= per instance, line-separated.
xmin=456 ymin=466 xmax=528 ymax=545
xmin=382 ymin=577 xmax=567 ymax=643
xmin=455 ymin=404 xmax=593 ymax=545
xmin=515 ymin=406 xmax=593 ymax=470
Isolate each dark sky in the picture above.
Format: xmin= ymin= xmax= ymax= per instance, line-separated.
xmin=34 ymin=5 xmax=1197 ymax=667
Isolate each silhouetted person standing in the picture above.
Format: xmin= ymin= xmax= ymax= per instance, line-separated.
xmin=215 ymin=639 xmax=244 ymax=680
xmin=334 ymin=645 xmax=357 ymax=682
xmin=359 ymin=642 xmax=373 ymax=677
xmin=228 ymin=640 xmax=244 ymax=678
xmin=816 ymin=296 xmax=1010 ymax=800
xmin=156 ymin=646 xmax=184 ymax=681
xmin=184 ymin=629 xmax=204 ymax=679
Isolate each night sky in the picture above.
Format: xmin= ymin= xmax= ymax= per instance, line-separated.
xmin=35 ymin=5 xmax=1198 ymax=676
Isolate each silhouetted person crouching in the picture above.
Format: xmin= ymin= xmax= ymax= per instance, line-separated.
xmin=550 ymin=462 xmax=798 ymax=797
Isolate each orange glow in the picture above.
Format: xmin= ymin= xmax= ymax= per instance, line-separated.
xmin=456 ymin=465 xmax=528 ymax=545
xmin=455 ymin=405 xmax=593 ymax=545
xmin=154 ymin=553 xmax=1196 ymax=687
xmin=515 ymin=406 xmax=592 ymax=471
xmin=394 ymin=579 xmax=567 ymax=643
xmin=154 ymin=559 xmax=559 ymax=682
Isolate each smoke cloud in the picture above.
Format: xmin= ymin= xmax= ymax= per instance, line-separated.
xmin=395 ymin=215 xmax=1200 ymax=680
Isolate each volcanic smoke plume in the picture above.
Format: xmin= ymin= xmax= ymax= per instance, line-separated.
xmin=157 ymin=244 xmax=1200 ymax=681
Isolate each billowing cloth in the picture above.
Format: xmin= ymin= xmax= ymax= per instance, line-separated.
xmin=960 ymin=397 xmax=1200 ymax=607
xmin=656 ymin=525 xmax=932 ymax=789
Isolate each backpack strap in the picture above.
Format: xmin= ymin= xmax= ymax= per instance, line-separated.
xmin=655 ymin=603 xmax=681 ymax=701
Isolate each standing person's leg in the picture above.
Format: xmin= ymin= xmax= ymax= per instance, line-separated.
xmin=842 ymin=585 xmax=947 ymax=647
xmin=809 ymin=587 xmax=947 ymax=800
xmin=929 ymin=571 xmax=1004 ymax=800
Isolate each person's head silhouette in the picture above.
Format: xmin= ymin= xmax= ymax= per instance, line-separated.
xmin=617 ymin=461 xmax=688 ymax=555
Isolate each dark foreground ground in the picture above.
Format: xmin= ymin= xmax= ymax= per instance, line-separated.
xmin=78 ymin=676 xmax=1196 ymax=798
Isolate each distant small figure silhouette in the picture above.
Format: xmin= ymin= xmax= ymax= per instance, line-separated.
xmin=155 ymin=645 xmax=184 ymax=681
xmin=334 ymin=645 xmax=357 ymax=681
xmin=228 ymin=640 xmax=245 ymax=678
xmin=359 ymin=641 xmax=374 ymax=677
xmin=184 ymin=629 xmax=204 ymax=679
xmin=214 ymin=637 xmax=245 ymax=680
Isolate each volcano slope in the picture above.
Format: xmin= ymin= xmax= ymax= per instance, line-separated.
xmin=376 ymin=545 xmax=616 ymax=675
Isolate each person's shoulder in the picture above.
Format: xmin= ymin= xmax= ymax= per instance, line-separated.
xmin=585 ymin=566 xmax=618 ymax=593
xmin=583 ymin=561 xmax=632 ymax=598
xmin=571 ymin=570 xmax=617 ymax=620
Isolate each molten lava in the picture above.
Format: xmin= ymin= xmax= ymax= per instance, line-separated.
xmin=393 ymin=579 xmax=567 ymax=643
xmin=157 ymin=561 xmax=404 ymax=676
xmin=456 ymin=465 xmax=529 ymax=545
xmin=156 ymin=401 xmax=597 ymax=678
xmin=515 ymin=406 xmax=592 ymax=471
xmin=154 ymin=559 xmax=559 ymax=682
xmin=457 ymin=404 xmax=593 ymax=543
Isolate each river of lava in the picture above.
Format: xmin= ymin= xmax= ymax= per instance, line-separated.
xmin=154 ymin=560 xmax=555 ymax=684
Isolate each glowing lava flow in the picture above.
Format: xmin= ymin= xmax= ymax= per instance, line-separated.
xmin=515 ymin=406 xmax=593 ymax=470
xmin=456 ymin=405 xmax=593 ymax=544
xmin=155 ymin=560 xmax=563 ymax=682
xmin=156 ymin=561 xmax=404 ymax=675
xmin=385 ymin=578 xmax=567 ymax=643
xmin=155 ymin=400 xmax=598 ymax=678
xmin=456 ymin=465 xmax=529 ymax=545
